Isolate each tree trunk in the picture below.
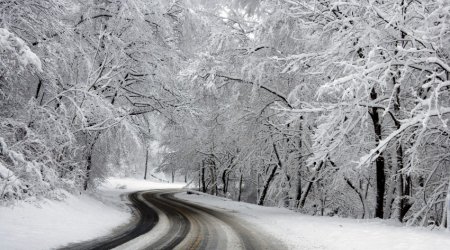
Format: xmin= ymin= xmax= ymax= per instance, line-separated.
xmin=298 ymin=161 xmax=324 ymax=208
xmin=295 ymin=169 xmax=302 ymax=208
xmin=257 ymin=164 xmax=278 ymax=206
xmin=201 ymin=161 xmax=206 ymax=193
xmin=209 ymin=163 xmax=218 ymax=195
xmin=222 ymin=169 xmax=229 ymax=195
xmin=238 ymin=173 xmax=243 ymax=202
xmin=396 ymin=5 xmax=412 ymax=222
xmin=393 ymin=80 xmax=412 ymax=222
xmin=83 ymin=132 xmax=101 ymax=190
xmin=398 ymin=145 xmax=412 ymax=221
xmin=171 ymin=167 xmax=175 ymax=183
xmin=370 ymin=88 xmax=386 ymax=219
xmin=84 ymin=153 xmax=92 ymax=190
xmin=442 ymin=203 xmax=447 ymax=229
xmin=345 ymin=177 xmax=367 ymax=219
xmin=198 ymin=165 xmax=202 ymax=192
xmin=256 ymin=173 xmax=260 ymax=202
xmin=272 ymin=143 xmax=290 ymax=207
xmin=144 ymin=149 xmax=149 ymax=180
xmin=384 ymin=162 xmax=397 ymax=219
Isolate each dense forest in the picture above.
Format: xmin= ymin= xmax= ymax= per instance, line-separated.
xmin=1 ymin=0 xmax=449 ymax=228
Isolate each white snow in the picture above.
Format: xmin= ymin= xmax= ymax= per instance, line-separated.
xmin=176 ymin=191 xmax=450 ymax=250
xmin=4 ymin=178 xmax=448 ymax=250
xmin=0 ymin=191 xmax=129 ymax=250
xmin=0 ymin=178 xmax=184 ymax=250
xmin=101 ymin=177 xmax=185 ymax=192
xmin=0 ymin=28 xmax=42 ymax=71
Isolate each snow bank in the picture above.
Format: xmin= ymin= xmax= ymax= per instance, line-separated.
xmin=0 ymin=191 xmax=129 ymax=250
xmin=177 ymin=191 xmax=450 ymax=250
xmin=101 ymin=177 xmax=186 ymax=192
xmin=0 ymin=178 xmax=184 ymax=250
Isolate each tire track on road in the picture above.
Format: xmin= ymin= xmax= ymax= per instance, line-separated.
xmin=60 ymin=189 xmax=285 ymax=250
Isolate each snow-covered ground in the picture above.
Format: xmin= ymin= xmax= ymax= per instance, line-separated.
xmin=176 ymin=191 xmax=450 ymax=250
xmin=0 ymin=178 xmax=184 ymax=250
xmin=3 ymin=178 xmax=449 ymax=250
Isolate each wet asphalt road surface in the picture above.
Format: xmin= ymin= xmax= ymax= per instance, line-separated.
xmin=60 ymin=190 xmax=285 ymax=250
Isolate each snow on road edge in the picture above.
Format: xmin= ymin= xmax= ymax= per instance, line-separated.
xmin=0 ymin=178 xmax=184 ymax=250
xmin=176 ymin=191 xmax=450 ymax=250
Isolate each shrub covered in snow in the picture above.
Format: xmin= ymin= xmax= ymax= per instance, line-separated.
xmin=0 ymin=106 xmax=84 ymax=202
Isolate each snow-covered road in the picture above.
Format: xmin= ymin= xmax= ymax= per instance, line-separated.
xmin=65 ymin=189 xmax=285 ymax=250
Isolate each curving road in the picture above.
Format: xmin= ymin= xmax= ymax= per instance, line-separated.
xmin=61 ymin=190 xmax=285 ymax=250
